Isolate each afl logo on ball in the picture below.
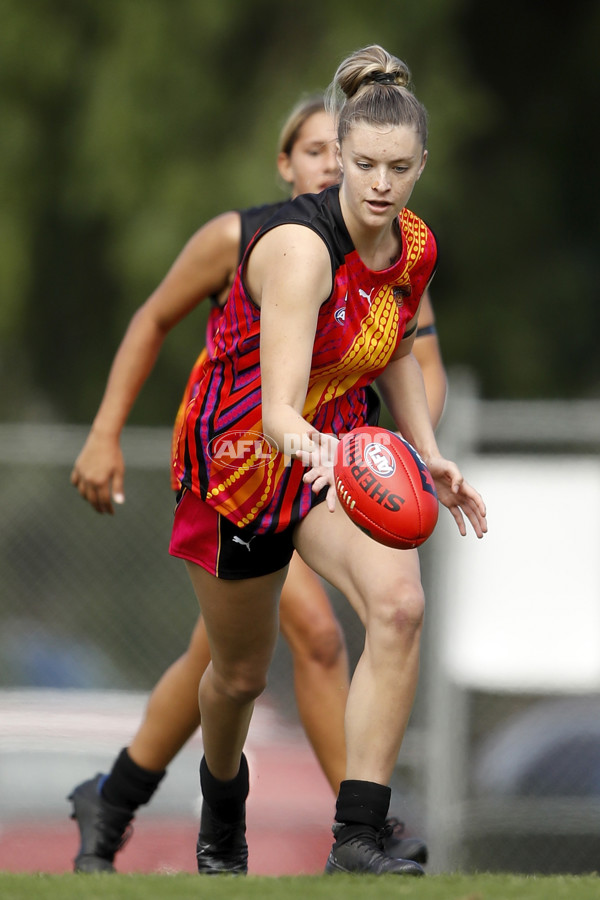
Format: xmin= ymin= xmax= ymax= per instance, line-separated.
xmin=364 ymin=442 xmax=396 ymax=478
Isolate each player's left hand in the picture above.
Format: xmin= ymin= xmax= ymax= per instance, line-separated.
xmin=425 ymin=455 xmax=487 ymax=538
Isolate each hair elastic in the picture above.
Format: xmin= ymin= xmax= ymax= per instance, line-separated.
xmin=368 ymin=71 xmax=402 ymax=86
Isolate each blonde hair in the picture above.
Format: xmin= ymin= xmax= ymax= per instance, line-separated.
xmin=277 ymin=94 xmax=326 ymax=156
xmin=326 ymin=44 xmax=428 ymax=148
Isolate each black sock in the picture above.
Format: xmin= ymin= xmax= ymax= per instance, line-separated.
xmin=200 ymin=753 xmax=249 ymax=823
xmin=100 ymin=747 xmax=166 ymax=812
xmin=334 ymin=779 xmax=391 ymax=832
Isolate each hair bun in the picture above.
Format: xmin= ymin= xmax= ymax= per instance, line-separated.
xmin=326 ymin=44 xmax=428 ymax=148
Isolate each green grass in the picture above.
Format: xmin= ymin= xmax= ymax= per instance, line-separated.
xmin=1 ymin=873 xmax=598 ymax=900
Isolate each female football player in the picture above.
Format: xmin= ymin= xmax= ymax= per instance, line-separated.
xmin=69 ymin=89 xmax=446 ymax=873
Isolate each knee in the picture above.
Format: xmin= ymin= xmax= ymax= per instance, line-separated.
xmin=370 ymin=578 xmax=425 ymax=638
xmin=285 ymin=615 xmax=346 ymax=670
xmin=209 ymin=665 xmax=268 ymax=707
xmin=305 ymin=619 xmax=346 ymax=669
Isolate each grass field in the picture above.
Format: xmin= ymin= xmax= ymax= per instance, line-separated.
xmin=1 ymin=873 xmax=599 ymax=900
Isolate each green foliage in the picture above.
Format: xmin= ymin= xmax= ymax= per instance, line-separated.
xmin=0 ymin=0 xmax=598 ymax=423
xmin=431 ymin=1 xmax=600 ymax=399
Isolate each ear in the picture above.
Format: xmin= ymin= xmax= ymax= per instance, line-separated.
xmin=335 ymin=143 xmax=343 ymax=173
xmin=277 ymin=151 xmax=294 ymax=185
xmin=416 ymin=149 xmax=428 ymax=180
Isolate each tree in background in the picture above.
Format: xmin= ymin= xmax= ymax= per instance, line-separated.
xmin=0 ymin=0 xmax=598 ymax=423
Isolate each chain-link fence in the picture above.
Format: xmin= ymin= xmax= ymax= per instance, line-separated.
xmin=2 ymin=378 xmax=600 ymax=874
xmin=420 ymin=374 xmax=600 ymax=875
xmin=0 ymin=422 xmax=366 ymax=716
xmin=1 ymin=425 xmax=197 ymax=691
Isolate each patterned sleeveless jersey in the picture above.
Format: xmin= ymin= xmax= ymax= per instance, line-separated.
xmin=175 ymin=186 xmax=437 ymax=534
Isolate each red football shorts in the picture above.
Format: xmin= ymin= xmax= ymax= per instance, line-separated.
xmin=169 ymin=488 xmax=295 ymax=580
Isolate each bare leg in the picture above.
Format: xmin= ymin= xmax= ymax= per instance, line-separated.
xmin=279 ymin=553 xmax=349 ymax=793
xmin=294 ymin=502 xmax=424 ymax=786
xmin=185 ymin=561 xmax=287 ymax=781
xmin=127 ymin=551 xmax=349 ymax=788
xmin=127 ymin=615 xmax=210 ymax=771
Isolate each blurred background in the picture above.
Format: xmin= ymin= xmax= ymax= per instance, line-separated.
xmin=1 ymin=0 xmax=600 ymax=877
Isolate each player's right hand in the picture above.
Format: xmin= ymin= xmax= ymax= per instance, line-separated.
xmin=296 ymin=430 xmax=339 ymax=512
xmin=70 ymin=431 xmax=125 ymax=514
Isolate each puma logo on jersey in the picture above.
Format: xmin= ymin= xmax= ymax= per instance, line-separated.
xmin=359 ymin=288 xmax=374 ymax=305
xmin=232 ymin=535 xmax=255 ymax=552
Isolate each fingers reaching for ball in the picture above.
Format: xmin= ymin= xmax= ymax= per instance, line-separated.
xmin=294 ymin=430 xmax=339 ymax=469
xmin=426 ymin=457 xmax=487 ymax=538
xmin=295 ymin=431 xmax=339 ymax=508
xmin=447 ymin=482 xmax=487 ymax=538
xmin=295 ymin=427 xmax=488 ymax=541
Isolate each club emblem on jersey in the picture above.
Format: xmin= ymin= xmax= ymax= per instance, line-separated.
xmin=334 ymin=291 xmax=348 ymax=324
xmin=393 ymin=284 xmax=411 ymax=309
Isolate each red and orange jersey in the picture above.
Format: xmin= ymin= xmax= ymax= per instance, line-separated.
xmin=175 ymin=187 xmax=437 ymax=534
xmin=170 ymin=202 xmax=287 ymax=491
xmin=170 ymin=304 xmax=220 ymax=490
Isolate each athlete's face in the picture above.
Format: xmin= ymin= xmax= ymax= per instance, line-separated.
xmin=277 ymin=110 xmax=340 ymax=197
xmin=337 ymin=122 xmax=427 ymax=231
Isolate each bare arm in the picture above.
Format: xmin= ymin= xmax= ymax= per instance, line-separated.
xmin=377 ymin=340 xmax=486 ymax=538
xmin=248 ymin=224 xmax=338 ymax=486
xmin=412 ymin=289 xmax=447 ymax=429
xmin=71 ymin=211 xmax=241 ymax=513
xmin=377 ymin=332 xmax=440 ymax=463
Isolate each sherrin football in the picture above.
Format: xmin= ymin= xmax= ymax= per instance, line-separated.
xmin=334 ymin=426 xmax=439 ymax=550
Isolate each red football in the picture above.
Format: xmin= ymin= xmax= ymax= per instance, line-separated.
xmin=334 ymin=426 xmax=439 ymax=550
